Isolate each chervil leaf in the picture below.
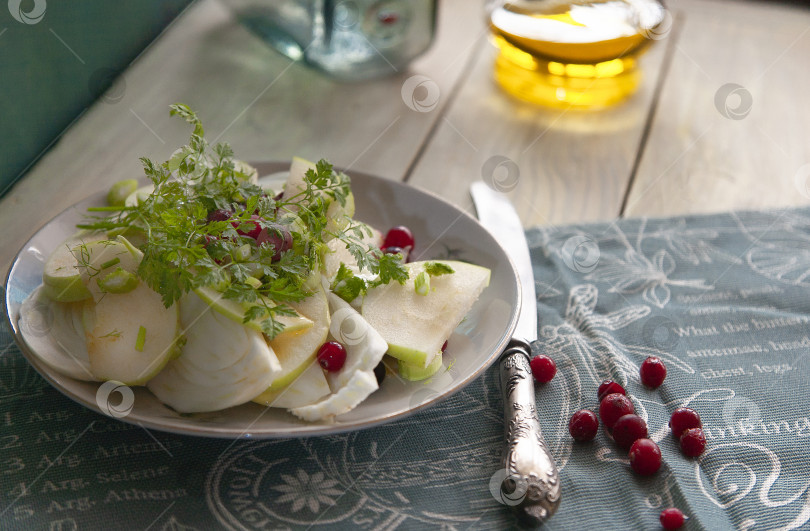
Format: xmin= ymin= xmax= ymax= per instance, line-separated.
xmin=424 ymin=261 xmax=454 ymax=276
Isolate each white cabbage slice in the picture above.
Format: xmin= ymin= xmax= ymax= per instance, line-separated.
xmin=325 ymin=292 xmax=388 ymax=391
xmin=147 ymin=293 xmax=281 ymax=413
xmin=19 ymin=286 xmax=98 ymax=381
xmin=288 ymin=370 xmax=378 ymax=422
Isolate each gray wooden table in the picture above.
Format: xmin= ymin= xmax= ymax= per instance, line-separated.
xmin=2 ymin=0 xmax=809 ymax=278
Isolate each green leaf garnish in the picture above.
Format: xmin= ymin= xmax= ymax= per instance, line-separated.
xmin=424 ymin=261 xmax=454 ymax=276
xmin=79 ymin=104 xmax=407 ymax=340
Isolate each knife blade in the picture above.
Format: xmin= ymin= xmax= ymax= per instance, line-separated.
xmin=470 ymin=182 xmax=561 ymax=526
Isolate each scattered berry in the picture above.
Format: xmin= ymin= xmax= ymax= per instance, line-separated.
xmin=317 ymin=341 xmax=347 ymax=372
xmin=233 ymin=214 xmax=264 ymax=239
xmin=530 ymin=355 xmax=556 ymax=384
xmin=629 ymin=438 xmax=662 ymax=475
xmin=383 ymin=226 xmax=415 ymax=250
xmin=441 ymin=340 xmax=448 ymax=354
xmin=568 ymin=409 xmax=599 ymax=442
xmin=670 ymin=407 xmax=702 ymax=438
xmin=597 ymin=380 xmax=626 ymax=402
xmin=640 ymin=356 xmax=667 ymax=388
xmin=660 ymin=507 xmax=687 ymax=529
xmin=256 ymin=224 xmax=293 ymax=261
xmin=680 ymin=428 xmax=707 ymax=457
xmin=612 ymin=414 xmax=648 ymax=449
xmin=207 ymin=208 xmax=233 ymax=222
xmin=599 ymin=393 xmax=635 ymax=430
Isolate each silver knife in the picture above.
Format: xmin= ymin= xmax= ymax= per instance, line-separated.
xmin=470 ymin=182 xmax=561 ymax=526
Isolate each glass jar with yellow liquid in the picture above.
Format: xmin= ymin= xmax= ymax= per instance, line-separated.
xmin=488 ymin=0 xmax=669 ymax=108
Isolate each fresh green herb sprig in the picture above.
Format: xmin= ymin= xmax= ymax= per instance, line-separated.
xmin=79 ymin=104 xmax=407 ymax=339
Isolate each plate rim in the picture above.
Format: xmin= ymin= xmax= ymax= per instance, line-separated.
xmin=3 ymin=162 xmax=520 ymax=438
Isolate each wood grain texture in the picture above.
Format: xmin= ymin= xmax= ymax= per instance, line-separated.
xmin=405 ymin=28 xmax=670 ymax=227
xmin=624 ymin=0 xmax=810 ymax=217
xmin=0 ymin=0 xmax=485 ymax=276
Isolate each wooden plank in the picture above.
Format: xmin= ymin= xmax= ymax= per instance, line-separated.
xmin=406 ymin=20 xmax=671 ymax=227
xmin=624 ymin=0 xmax=810 ymax=217
xmin=0 ymin=0 xmax=484 ymax=276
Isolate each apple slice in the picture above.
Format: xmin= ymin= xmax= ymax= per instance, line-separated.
xmin=193 ymin=285 xmax=312 ymax=336
xmin=84 ymin=281 xmax=181 ymax=385
xmin=252 ymin=360 xmax=330 ymax=408
xmin=41 ymin=234 xmax=109 ymax=302
xmin=361 ymin=260 xmax=490 ymax=368
xmin=288 ymin=370 xmax=378 ymax=422
xmin=147 ymin=293 xmax=281 ymax=413
xmin=398 ymin=355 xmax=444 ymax=381
xmin=261 ymin=284 xmax=331 ymax=393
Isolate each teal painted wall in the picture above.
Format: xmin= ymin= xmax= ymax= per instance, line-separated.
xmin=0 ymin=0 xmax=194 ymax=197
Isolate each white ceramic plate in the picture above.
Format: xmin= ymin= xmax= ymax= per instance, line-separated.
xmin=4 ymin=162 xmax=519 ymax=438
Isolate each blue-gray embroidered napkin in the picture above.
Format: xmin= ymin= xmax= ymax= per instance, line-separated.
xmin=3 ymin=207 xmax=810 ymax=530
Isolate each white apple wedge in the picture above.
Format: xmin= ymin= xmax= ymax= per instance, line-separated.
xmin=257 ymin=284 xmax=331 ymax=394
xmin=193 ymin=285 xmax=313 ymax=335
xmin=362 ymin=260 xmax=491 ymax=368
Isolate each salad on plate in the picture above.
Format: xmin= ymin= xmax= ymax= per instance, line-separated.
xmin=18 ymin=105 xmax=491 ymax=422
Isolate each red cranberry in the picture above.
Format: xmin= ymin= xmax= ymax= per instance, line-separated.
xmin=568 ymin=409 xmax=599 ymax=442
xmin=629 ymin=438 xmax=661 ymax=475
xmin=660 ymin=508 xmax=687 ymax=530
xmin=233 ymin=214 xmax=264 ymax=239
xmin=612 ymin=414 xmax=648 ymax=449
xmin=207 ymin=208 xmax=233 ymax=222
xmin=257 ymin=224 xmax=293 ymax=261
xmin=680 ymin=428 xmax=707 ymax=457
xmin=441 ymin=340 xmax=448 ymax=353
xmin=599 ymin=393 xmax=635 ymax=430
xmin=597 ymin=380 xmax=626 ymax=402
xmin=530 ymin=355 xmax=556 ymax=384
xmin=317 ymin=341 xmax=346 ymax=372
xmin=383 ymin=226 xmax=414 ymax=250
xmin=670 ymin=407 xmax=702 ymax=438
xmin=640 ymin=356 xmax=667 ymax=388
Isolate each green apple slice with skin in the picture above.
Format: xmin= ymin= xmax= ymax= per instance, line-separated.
xmin=282 ymin=157 xmax=355 ymax=237
xmin=361 ymin=260 xmax=491 ymax=368
xmin=288 ymin=369 xmax=378 ymax=422
xmin=73 ymin=238 xmax=143 ymax=302
xmin=251 ymin=360 xmax=330 ymax=408
xmin=325 ymin=291 xmax=388 ymax=391
xmin=19 ymin=286 xmax=99 ymax=381
xmin=83 ymin=281 xmax=181 ymax=385
xmin=398 ymin=354 xmax=444 ymax=381
xmin=193 ymin=285 xmax=312 ymax=336
xmin=147 ymin=293 xmax=281 ymax=413
xmin=259 ymin=284 xmax=331 ymax=393
xmin=41 ymin=233 xmax=109 ymax=302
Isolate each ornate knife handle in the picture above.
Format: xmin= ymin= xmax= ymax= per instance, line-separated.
xmin=498 ymin=339 xmax=561 ymax=526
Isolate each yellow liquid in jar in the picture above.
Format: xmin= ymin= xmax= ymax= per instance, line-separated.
xmin=490 ymin=0 xmax=667 ymax=108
